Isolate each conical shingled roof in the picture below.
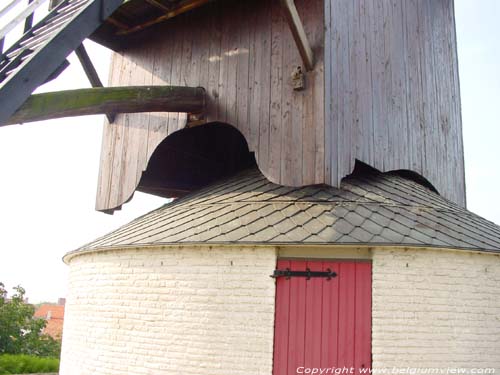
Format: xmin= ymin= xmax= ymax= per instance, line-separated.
xmin=70 ymin=167 xmax=500 ymax=256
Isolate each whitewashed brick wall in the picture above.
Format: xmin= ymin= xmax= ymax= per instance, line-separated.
xmin=61 ymin=245 xmax=500 ymax=374
xmin=372 ymin=248 xmax=500 ymax=370
xmin=60 ymin=246 xmax=277 ymax=375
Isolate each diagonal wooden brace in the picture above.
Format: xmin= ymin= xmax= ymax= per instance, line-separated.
xmin=279 ymin=0 xmax=314 ymax=71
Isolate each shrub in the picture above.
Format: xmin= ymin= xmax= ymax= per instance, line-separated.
xmin=0 ymin=283 xmax=61 ymax=358
xmin=0 ymin=354 xmax=59 ymax=374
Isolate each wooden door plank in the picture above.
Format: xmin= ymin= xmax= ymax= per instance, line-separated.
xmin=273 ymin=259 xmax=291 ymax=375
xmin=287 ymin=260 xmax=307 ymax=373
xmin=321 ymin=261 xmax=340 ymax=368
xmin=337 ymin=262 xmax=356 ymax=367
xmin=304 ymin=261 xmax=323 ymax=368
xmin=354 ymin=262 xmax=372 ymax=374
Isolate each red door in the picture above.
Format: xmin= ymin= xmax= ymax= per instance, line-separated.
xmin=273 ymin=260 xmax=371 ymax=375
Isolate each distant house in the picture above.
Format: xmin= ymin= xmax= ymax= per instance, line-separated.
xmin=34 ymin=299 xmax=65 ymax=340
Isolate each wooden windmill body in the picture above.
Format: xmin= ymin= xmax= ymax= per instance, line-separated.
xmin=91 ymin=0 xmax=466 ymax=213
xmin=1 ymin=0 xmax=499 ymax=374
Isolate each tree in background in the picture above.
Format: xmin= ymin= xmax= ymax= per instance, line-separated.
xmin=0 ymin=283 xmax=60 ymax=358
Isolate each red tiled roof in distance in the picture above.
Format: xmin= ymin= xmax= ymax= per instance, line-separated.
xmin=34 ymin=304 xmax=65 ymax=339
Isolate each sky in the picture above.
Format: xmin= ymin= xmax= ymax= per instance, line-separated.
xmin=0 ymin=0 xmax=499 ymax=303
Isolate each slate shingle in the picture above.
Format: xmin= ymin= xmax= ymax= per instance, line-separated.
xmin=71 ymin=167 xmax=500 ymax=255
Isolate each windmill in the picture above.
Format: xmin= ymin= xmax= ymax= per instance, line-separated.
xmin=1 ymin=0 xmax=499 ymax=373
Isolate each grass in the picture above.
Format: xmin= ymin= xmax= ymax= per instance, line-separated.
xmin=0 ymin=354 xmax=59 ymax=374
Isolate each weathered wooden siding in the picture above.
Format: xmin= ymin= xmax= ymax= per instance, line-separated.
xmin=96 ymin=0 xmax=325 ymax=211
xmin=325 ymin=0 xmax=466 ymax=206
xmin=97 ymin=0 xmax=466 ymax=212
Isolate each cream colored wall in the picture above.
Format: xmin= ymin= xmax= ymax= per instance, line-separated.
xmin=60 ymin=246 xmax=277 ymax=375
xmin=372 ymin=248 xmax=500 ymax=370
xmin=61 ymin=245 xmax=500 ymax=374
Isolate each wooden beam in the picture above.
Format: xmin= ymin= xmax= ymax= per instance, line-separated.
xmin=1 ymin=85 xmax=206 ymax=126
xmin=117 ymin=0 xmax=210 ymax=36
xmin=279 ymin=0 xmax=314 ymax=71
xmin=75 ymin=44 xmax=115 ymax=123
xmin=0 ymin=0 xmax=125 ymax=125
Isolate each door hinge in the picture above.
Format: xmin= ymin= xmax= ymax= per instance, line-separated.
xmin=271 ymin=268 xmax=337 ymax=280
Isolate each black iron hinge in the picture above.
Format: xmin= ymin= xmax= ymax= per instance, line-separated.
xmin=270 ymin=268 xmax=337 ymax=280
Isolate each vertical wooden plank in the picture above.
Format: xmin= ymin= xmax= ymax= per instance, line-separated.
xmin=273 ymin=259 xmax=291 ymax=375
xmin=236 ymin=0 xmax=251 ymax=140
xmin=280 ymin=4 xmax=295 ymax=185
xmin=350 ymin=0 xmax=362 ymax=163
xmin=337 ymin=262 xmax=356 ymax=367
xmin=147 ymin=23 xmax=174 ymax=159
xmin=96 ymin=52 xmax=122 ymax=210
xmin=330 ymin=0 xmax=343 ymax=187
xmin=323 ymin=0 xmax=333 ymax=184
xmin=354 ymin=262 xmax=372 ymax=373
xmin=268 ymin=0 xmax=284 ymax=182
xmin=448 ymin=0 xmax=466 ymax=205
xmin=257 ymin=0 xmax=272 ymax=174
xmin=176 ymin=14 xmax=193 ymax=130
xmin=168 ymin=17 xmax=185 ymax=133
xmin=287 ymin=260 xmax=307 ymax=373
xmin=246 ymin=0 xmax=260 ymax=153
xmin=432 ymin=0 xmax=454 ymax=203
xmin=358 ymin=0 xmax=374 ymax=164
xmin=311 ymin=0 xmax=325 ymax=184
xmin=95 ymin=51 xmax=121 ymax=210
xmin=334 ymin=0 xmax=354 ymax=182
xmin=197 ymin=9 xmax=210 ymax=123
xmin=304 ymin=261 xmax=323 ymax=369
xmin=404 ymin=0 xmax=424 ymax=173
xmin=392 ymin=0 xmax=408 ymax=171
xmin=185 ymin=9 xmax=203 ymax=110
xmin=119 ymin=46 xmax=152 ymax=203
xmin=108 ymin=50 xmax=133 ymax=208
xmin=422 ymin=0 xmax=439 ymax=195
xmin=217 ymin=4 xmax=231 ymax=125
xmin=346 ymin=0 xmax=357 ymax=175
xmin=320 ymin=260 xmax=339 ymax=367
xmin=206 ymin=2 xmax=222 ymax=122
xmin=138 ymin=42 xmax=155 ymax=178
xmin=225 ymin=3 xmax=240 ymax=126
xmin=298 ymin=0 xmax=313 ymax=185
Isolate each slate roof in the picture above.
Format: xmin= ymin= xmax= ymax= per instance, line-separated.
xmin=71 ymin=167 xmax=500 ymax=256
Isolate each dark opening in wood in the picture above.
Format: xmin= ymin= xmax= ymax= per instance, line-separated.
xmin=137 ymin=123 xmax=256 ymax=198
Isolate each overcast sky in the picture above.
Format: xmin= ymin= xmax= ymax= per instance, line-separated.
xmin=0 ymin=0 xmax=499 ymax=303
